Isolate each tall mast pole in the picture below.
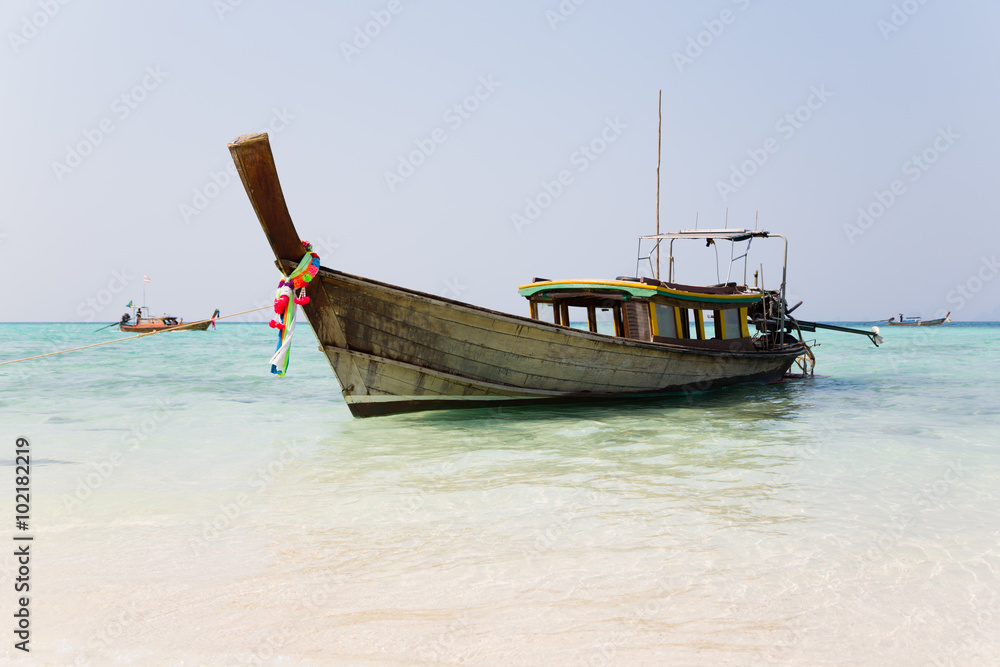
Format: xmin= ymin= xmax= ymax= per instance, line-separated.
xmin=655 ymin=89 xmax=662 ymax=280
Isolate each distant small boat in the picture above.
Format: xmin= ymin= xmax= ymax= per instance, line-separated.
xmin=886 ymin=312 xmax=950 ymax=327
xmin=118 ymin=307 xmax=219 ymax=332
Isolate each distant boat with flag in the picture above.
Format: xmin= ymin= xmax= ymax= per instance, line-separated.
xmin=886 ymin=312 xmax=950 ymax=327
xmin=118 ymin=306 xmax=219 ymax=332
xmin=112 ymin=275 xmax=219 ymax=332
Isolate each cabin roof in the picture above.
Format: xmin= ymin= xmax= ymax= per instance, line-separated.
xmin=640 ymin=229 xmax=771 ymax=242
xmin=517 ymin=279 xmax=763 ymax=304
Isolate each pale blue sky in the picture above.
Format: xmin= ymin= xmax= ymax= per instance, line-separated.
xmin=3 ymin=0 xmax=999 ymax=322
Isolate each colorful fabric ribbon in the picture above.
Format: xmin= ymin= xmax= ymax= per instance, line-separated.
xmin=269 ymin=241 xmax=321 ymax=377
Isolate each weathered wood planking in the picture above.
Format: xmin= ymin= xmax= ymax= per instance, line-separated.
xmin=315 ymin=268 xmax=800 ymax=415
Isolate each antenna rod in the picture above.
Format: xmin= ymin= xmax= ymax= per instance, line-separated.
xmin=745 ymin=211 xmax=757 ymax=286
xmin=655 ymin=89 xmax=662 ymax=280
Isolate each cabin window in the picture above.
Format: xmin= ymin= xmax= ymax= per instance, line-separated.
xmin=706 ymin=308 xmax=750 ymax=339
xmin=567 ymin=306 xmax=590 ymax=331
xmin=653 ymin=304 xmax=678 ymax=338
xmin=623 ymin=301 xmax=651 ymax=341
xmin=693 ymin=310 xmax=706 ymax=340
xmin=535 ymin=302 xmax=554 ymax=323
xmin=704 ymin=312 xmax=719 ymax=339
xmin=596 ymin=308 xmax=615 ymax=335
xmin=716 ymin=308 xmax=745 ymax=340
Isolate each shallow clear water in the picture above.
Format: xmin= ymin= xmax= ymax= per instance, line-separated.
xmin=1 ymin=322 xmax=998 ymax=665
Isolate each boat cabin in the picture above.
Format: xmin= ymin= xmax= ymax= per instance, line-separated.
xmin=518 ymin=228 xmax=788 ymax=350
xmin=519 ymin=277 xmax=759 ymax=350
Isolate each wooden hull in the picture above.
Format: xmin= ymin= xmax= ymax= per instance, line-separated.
xmin=886 ymin=312 xmax=949 ymax=327
xmin=120 ymin=320 xmax=212 ymax=332
xmin=885 ymin=319 xmax=948 ymax=326
xmin=305 ymin=267 xmax=802 ymax=417
xmin=228 ymin=131 xmax=804 ymax=418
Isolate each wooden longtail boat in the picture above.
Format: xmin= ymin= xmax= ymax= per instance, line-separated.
xmin=118 ymin=307 xmax=219 ymax=332
xmin=228 ymin=132 xmax=823 ymax=418
xmin=886 ymin=312 xmax=950 ymax=326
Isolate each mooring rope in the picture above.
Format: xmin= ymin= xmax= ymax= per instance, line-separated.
xmin=0 ymin=306 xmax=272 ymax=367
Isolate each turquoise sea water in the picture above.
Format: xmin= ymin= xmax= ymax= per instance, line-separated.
xmin=1 ymin=322 xmax=998 ymax=665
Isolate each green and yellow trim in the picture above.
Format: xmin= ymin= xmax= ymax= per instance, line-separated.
xmin=517 ymin=279 xmax=762 ymax=305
